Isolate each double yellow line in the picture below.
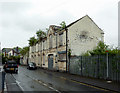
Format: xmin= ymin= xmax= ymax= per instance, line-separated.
xmin=60 ymin=76 xmax=110 ymax=92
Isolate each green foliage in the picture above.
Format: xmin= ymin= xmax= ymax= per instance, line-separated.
xmin=68 ymin=49 xmax=71 ymax=58
xmin=2 ymin=54 xmax=8 ymax=64
xmin=8 ymin=55 xmax=20 ymax=64
xmin=8 ymin=55 xmax=20 ymax=60
xmin=36 ymin=29 xmax=46 ymax=42
xmin=83 ymin=41 xmax=120 ymax=56
xmin=89 ymin=41 xmax=109 ymax=55
xmin=13 ymin=47 xmax=21 ymax=50
xmin=46 ymin=28 xmax=49 ymax=32
xmin=28 ymin=36 xmax=37 ymax=46
xmin=60 ymin=21 xmax=66 ymax=29
xmin=20 ymin=46 xmax=29 ymax=56
xmin=108 ymin=48 xmax=120 ymax=56
xmin=82 ymin=51 xmax=90 ymax=56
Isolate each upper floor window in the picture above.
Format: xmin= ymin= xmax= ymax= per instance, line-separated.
xmin=59 ymin=32 xmax=63 ymax=46
xmin=43 ymin=41 xmax=45 ymax=50
xmin=40 ymin=42 xmax=42 ymax=51
xmin=49 ymin=35 xmax=52 ymax=49
xmin=43 ymin=54 xmax=45 ymax=65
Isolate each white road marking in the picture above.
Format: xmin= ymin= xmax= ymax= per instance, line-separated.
xmin=15 ymin=80 xmax=24 ymax=91
xmin=12 ymin=74 xmax=24 ymax=91
xmin=49 ymin=86 xmax=54 ymax=90
xmin=4 ymin=82 xmax=7 ymax=91
xmin=43 ymin=83 xmax=47 ymax=86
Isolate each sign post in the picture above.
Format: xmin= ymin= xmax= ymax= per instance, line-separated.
xmin=105 ymin=50 xmax=109 ymax=79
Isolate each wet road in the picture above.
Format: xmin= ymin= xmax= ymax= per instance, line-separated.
xmin=5 ymin=66 xmax=105 ymax=92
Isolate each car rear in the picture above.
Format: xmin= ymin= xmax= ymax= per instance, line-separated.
xmin=5 ymin=61 xmax=18 ymax=73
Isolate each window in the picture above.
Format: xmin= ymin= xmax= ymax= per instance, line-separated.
xmin=43 ymin=54 xmax=45 ymax=65
xmin=40 ymin=42 xmax=42 ymax=51
xmin=49 ymin=35 xmax=52 ymax=49
xmin=59 ymin=53 xmax=66 ymax=61
xmin=43 ymin=41 xmax=45 ymax=50
xmin=59 ymin=32 xmax=63 ymax=46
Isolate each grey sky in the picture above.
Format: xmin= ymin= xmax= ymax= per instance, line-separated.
xmin=0 ymin=0 xmax=119 ymax=49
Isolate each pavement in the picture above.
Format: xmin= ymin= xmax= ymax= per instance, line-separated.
xmin=0 ymin=65 xmax=7 ymax=93
xmin=5 ymin=74 xmax=23 ymax=92
xmin=40 ymin=67 xmax=120 ymax=92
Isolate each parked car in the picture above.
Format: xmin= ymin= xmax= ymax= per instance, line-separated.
xmin=3 ymin=60 xmax=18 ymax=74
xmin=27 ymin=62 xmax=37 ymax=70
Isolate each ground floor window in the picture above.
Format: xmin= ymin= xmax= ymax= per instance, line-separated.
xmin=59 ymin=53 xmax=66 ymax=62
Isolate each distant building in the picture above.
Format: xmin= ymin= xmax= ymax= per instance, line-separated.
xmin=29 ymin=15 xmax=104 ymax=71
xmin=2 ymin=48 xmax=12 ymax=57
xmin=2 ymin=47 xmax=21 ymax=57
xmin=8 ymin=47 xmax=20 ymax=57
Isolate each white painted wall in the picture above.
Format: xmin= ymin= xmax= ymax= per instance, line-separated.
xmin=68 ymin=15 xmax=104 ymax=56
xmin=8 ymin=50 xmax=13 ymax=56
xmin=36 ymin=43 xmax=39 ymax=52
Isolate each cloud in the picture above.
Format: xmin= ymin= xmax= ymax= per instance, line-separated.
xmin=0 ymin=0 xmax=119 ymax=48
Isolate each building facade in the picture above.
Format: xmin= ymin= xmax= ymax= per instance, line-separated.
xmin=29 ymin=15 xmax=104 ymax=71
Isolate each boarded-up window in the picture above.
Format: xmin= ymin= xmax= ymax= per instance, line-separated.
xmin=43 ymin=41 xmax=45 ymax=50
xmin=59 ymin=53 xmax=66 ymax=61
xmin=49 ymin=35 xmax=52 ymax=48
xmin=43 ymin=55 xmax=45 ymax=65
xmin=59 ymin=33 xmax=63 ymax=46
xmin=40 ymin=43 xmax=42 ymax=51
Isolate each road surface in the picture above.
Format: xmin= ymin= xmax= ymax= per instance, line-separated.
xmin=5 ymin=66 xmax=106 ymax=92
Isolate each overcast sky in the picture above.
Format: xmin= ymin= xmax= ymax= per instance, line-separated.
xmin=0 ymin=0 xmax=119 ymax=49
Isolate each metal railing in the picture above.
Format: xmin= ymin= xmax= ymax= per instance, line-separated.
xmin=69 ymin=55 xmax=120 ymax=82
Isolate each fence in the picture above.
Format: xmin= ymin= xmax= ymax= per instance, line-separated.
xmin=69 ymin=55 xmax=120 ymax=82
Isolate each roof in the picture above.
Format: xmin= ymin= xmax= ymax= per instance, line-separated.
xmin=67 ymin=15 xmax=103 ymax=32
xmin=2 ymin=47 xmax=21 ymax=54
xmin=2 ymin=48 xmax=12 ymax=53
xmin=39 ymin=15 xmax=104 ymax=43
xmin=49 ymin=25 xmax=62 ymax=32
xmin=48 ymin=15 xmax=103 ymax=33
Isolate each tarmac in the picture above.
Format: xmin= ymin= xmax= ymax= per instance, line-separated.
xmin=40 ymin=68 xmax=120 ymax=92
xmin=3 ymin=65 xmax=120 ymax=92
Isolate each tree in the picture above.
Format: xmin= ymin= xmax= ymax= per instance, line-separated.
xmin=108 ymin=47 xmax=120 ymax=56
xmin=60 ymin=21 xmax=66 ymax=29
xmin=36 ymin=29 xmax=46 ymax=42
xmin=28 ymin=36 xmax=37 ymax=46
xmin=2 ymin=54 xmax=8 ymax=64
xmin=20 ymin=46 xmax=29 ymax=56
xmin=89 ymin=41 xmax=109 ymax=55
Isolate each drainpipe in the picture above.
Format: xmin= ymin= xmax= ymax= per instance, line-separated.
xmin=55 ymin=30 xmax=58 ymax=70
xmin=65 ymin=26 xmax=68 ymax=73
